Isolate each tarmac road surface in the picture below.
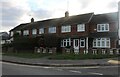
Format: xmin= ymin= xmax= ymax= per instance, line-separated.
xmin=2 ymin=62 xmax=119 ymax=76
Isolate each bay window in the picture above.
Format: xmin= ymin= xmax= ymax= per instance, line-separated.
xmin=93 ymin=38 xmax=110 ymax=48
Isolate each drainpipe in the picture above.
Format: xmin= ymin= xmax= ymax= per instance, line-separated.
xmin=86 ymin=37 xmax=88 ymax=53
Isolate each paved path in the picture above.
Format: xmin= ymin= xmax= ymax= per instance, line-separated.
xmin=1 ymin=56 xmax=120 ymax=67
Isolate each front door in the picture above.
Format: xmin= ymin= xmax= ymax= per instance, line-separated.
xmin=73 ymin=39 xmax=79 ymax=53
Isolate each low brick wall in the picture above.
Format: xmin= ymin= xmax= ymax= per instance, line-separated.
xmin=61 ymin=47 xmax=120 ymax=55
xmin=34 ymin=47 xmax=57 ymax=54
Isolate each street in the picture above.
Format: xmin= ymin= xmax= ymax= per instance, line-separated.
xmin=2 ymin=62 xmax=119 ymax=76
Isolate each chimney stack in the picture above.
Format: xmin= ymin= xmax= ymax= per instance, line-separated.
xmin=65 ymin=11 xmax=69 ymax=17
xmin=31 ymin=18 xmax=34 ymax=23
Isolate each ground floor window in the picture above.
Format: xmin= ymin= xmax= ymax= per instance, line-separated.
xmin=93 ymin=38 xmax=110 ymax=48
xmin=80 ymin=39 xmax=85 ymax=47
xmin=61 ymin=38 xmax=71 ymax=47
xmin=61 ymin=38 xmax=85 ymax=48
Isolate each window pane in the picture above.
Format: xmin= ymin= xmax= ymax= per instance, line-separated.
xmin=32 ymin=29 xmax=37 ymax=34
xmin=102 ymin=26 xmax=104 ymax=30
xmin=81 ymin=41 xmax=84 ymax=46
xmin=94 ymin=41 xmax=96 ymax=47
xmin=106 ymin=41 xmax=110 ymax=47
xmin=49 ymin=27 xmax=56 ymax=33
xmin=97 ymin=24 xmax=109 ymax=32
xmin=102 ymin=41 xmax=105 ymax=47
xmin=80 ymin=39 xmax=85 ymax=47
xmin=75 ymin=40 xmax=78 ymax=47
xmin=98 ymin=41 xmax=100 ymax=46
xmin=62 ymin=25 xmax=71 ymax=32
xmin=98 ymin=25 xmax=100 ymax=31
xmin=39 ymin=28 xmax=44 ymax=34
xmin=77 ymin=24 xmax=85 ymax=32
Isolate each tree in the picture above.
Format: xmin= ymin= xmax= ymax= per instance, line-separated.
xmin=13 ymin=33 xmax=38 ymax=53
xmin=44 ymin=34 xmax=60 ymax=48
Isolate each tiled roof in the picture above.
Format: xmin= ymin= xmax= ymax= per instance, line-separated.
xmin=10 ymin=12 xmax=118 ymax=31
xmin=90 ymin=12 xmax=118 ymax=24
xmin=10 ymin=12 xmax=94 ymax=31
xmin=0 ymin=32 xmax=9 ymax=40
xmin=10 ymin=23 xmax=29 ymax=31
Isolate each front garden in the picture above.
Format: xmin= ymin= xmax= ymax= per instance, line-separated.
xmin=2 ymin=33 xmax=120 ymax=60
xmin=3 ymin=52 xmax=119 ymax=60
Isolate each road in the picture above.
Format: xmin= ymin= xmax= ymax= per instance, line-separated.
xmin=2 ymin=62 xmax=120 ymax=76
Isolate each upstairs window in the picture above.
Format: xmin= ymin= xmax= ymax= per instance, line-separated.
xmin=10 ymin=31 xmax=14 ymax=36
xmin=61 ymin=25 xmax=71 ymax=33
xmin=77 ymin=24 xmax=85 ymax=32
xmin=23 ymin=30 xmax=29 ymax=35
xmin=97 ymin=24 xmax=109 ymax=32
xmin=32 ymin=29 xmax=37 ymax=35
xmin=16 ymin=31 xmax=21 ymax=35
xmin=39 ymin=28 xmax=44 ymax=34
xmin=48 ymin=27 xmax=56 ymax=33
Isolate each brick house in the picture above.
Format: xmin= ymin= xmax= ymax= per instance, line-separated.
xmin=9 ymin=11 xmax=119 ymax=54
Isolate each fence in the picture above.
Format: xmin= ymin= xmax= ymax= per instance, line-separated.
xmin=34 ymin=47 xmax=120 ymax=55
xmin=62 ymin=48 xmax=120 ymax=55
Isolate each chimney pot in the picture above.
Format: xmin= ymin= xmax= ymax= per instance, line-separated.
xmin=65 ymin=11 xmax=69 ymax=17
xmin=31 ymin=18 xmax=34 ymax=22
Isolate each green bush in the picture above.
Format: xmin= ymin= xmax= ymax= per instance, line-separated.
xmin=13 ymin=35 xmax=38 ymax=52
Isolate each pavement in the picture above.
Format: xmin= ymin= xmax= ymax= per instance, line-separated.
xmin=1 ymin=55 xmax=120 ymax=67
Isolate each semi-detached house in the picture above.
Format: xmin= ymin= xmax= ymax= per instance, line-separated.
xmin=9 ymin=11 xmax=119 ymax=54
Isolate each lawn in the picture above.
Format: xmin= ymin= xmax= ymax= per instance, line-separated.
xmin=3 ymin=52 xmax=52 ymax=59
xmin=48 ymin=54 xmax=120 ymax=60
xmin=3 ymin=52 xmax=119 ymax=59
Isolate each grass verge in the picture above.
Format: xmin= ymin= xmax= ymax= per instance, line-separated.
xmin=3 ymin=52 xmax=52 ymax=59
xmin=48 ymin=54 xmax=120 ymax=60
xmin=3 ymin=52 xmax=119 ymax=59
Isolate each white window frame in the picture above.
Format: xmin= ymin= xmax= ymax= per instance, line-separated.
xmin=48 ymin=27 xmax=56 ymax=33
xmin=32 ymin=29 xmax=37 ymax=35
xmin=39 ymin=28 xmax=44 ymax=34
xmin=16 ymin=31 xmax=21 ymax=35
xmin=61 ymin=38 xmax=71 ymax=47
xmin=97 ymin=23 xmax=109 ymax=32
xmin=80 ymin=39 xmax=85 ymax=47
xmin=61 ymin=25 xmax=71 ymax=33
xmin=93 ymin=38 xmax=110 ymax=48
xmin=23 ymin=30 xmax=29 ymax=35
xmin=10 ymin=31 xmax=14 ymax=36
xmin=77 ymin=24 xmax=85 ymax=32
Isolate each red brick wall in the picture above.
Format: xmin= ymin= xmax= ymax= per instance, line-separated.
xmin=111 ymin=38 xmax=117 ymax=48
xmin=109 ymin=22 xmax=118 ymax=32
xmin=59 ymin=24 xmax=89 ymax=37
xmin=89 ymin=22 xmax=118 ymax=33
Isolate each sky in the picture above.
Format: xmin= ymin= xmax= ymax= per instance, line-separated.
xmin=0 ymin=0 xmax=120 ymax=33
